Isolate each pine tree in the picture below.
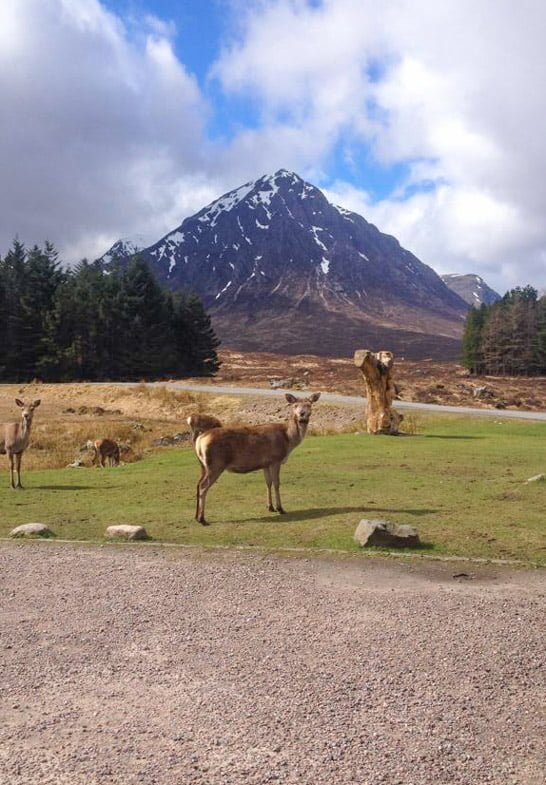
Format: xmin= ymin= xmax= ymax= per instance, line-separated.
xmin=116 ymin=257 xmax=177 ymax=379
xmin=533 ymin=295 xmax=546 ymax=373
xmin=480 ymin=302 xmax=509 ymax=375
xmin=18 ymin=243 xmax=65 ymax=379
xmin=1 ymin=239 xmax=27 ymax=380
xmin=0 ymin=256 xmax=7 ymax=378
xmin=173 ymin=293 xmax=220 ymax=376
xmin=461 ymin=304 xmax=487 ymax=374
xmin=38 ymin=261 xmax=106 ymax=380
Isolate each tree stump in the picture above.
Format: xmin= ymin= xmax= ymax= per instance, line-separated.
xmin=354 ymin=349 xmax=402 ymax=435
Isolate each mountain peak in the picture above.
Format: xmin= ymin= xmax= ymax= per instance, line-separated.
xmin=100 ymin=234 xmax=149 ymax=264
xmin=98 ymin=170 xmax=468 ymax=358
xmin=441 ymin=273 xmax=501 ymax=307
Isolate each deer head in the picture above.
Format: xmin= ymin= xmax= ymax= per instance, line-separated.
xmin=285 ymin=392 xmax=321 ymax=425
xmin=15 ymin=399 xmax=41 ymax=427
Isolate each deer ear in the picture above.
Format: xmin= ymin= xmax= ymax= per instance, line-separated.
xmin=309 ymin=392 xmax=321 ymax=403
xmin=32 ymin=399 xmax=41 ymax=408
xmin=15 ymin=399 xmax=25 ymax=408
xmin=285 ymin=393 xmax=297 ymax=404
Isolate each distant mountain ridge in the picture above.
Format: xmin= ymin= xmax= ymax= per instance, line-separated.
xmin=441 ymin=273 xmax=501 ymax=307
xmin=100 ymin=170 xmax=469 ymax=358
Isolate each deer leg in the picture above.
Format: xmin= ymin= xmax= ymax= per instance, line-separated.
xmin=195 ymin=462 xmax=206 ymax=520
xmin=271 ymin=463 xmax=286 ymax=514
xmin=264 ymin=467 xmax=274 ymax=512
xmin=196 ymin=466 xmax=222 ymax=525
xmin=15 ymin=453 xmax=23 ymax=488
xmin=8 ymin=452 xmax=15 ymax=489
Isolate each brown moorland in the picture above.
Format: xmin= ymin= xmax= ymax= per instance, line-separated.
xmin=213 ymin=349 xmax=546 ymax=411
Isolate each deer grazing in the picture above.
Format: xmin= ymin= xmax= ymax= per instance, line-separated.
xmin=88 ymin=438 xmax=120 ymax=467
xmin=193 ymin=393 xmax=321 ymax=524
xmin=0 ymin=399 xmax=41 ymax=489
xmin=186 ymin=413 xmax=222 ymax=445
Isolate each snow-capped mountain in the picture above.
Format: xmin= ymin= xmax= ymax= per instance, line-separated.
xmin=441 ymin=274 xmax=501 ymax=307
xmin=99 ymin=235 xmax=148 ymax=265
xmin=100 ymin=170 xmax=468 ymax=357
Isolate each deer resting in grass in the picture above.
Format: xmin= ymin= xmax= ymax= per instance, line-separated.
xmin=193 ymin=393 xmax=321 ymax=525
xmin=0 ymin=399 xmax=41 ymax=489
xmin=186 ymin=413 xmax=223 ymax=445
xmin=88 ymin=438 xmax=120 ymax=467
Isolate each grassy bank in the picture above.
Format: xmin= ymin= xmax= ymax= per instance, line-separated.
xmin=1 ymin=415 xmax=544 ymax=564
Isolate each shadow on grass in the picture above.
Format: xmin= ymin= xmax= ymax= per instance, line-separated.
xmin=373 ymin=507 xmax=439 ymax=517
xmin=227 ymin=505 xmax=439 ymax=524
xmin=424 ymin=435 xmax=485 ymax=440
xmin=33 ymin=485 xmax=101 ymax=491
xmin=365 ymin=539 xmax=436 ymax=553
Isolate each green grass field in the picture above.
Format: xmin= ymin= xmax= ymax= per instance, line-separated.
xmin=1 ymin=414 xmax=545 ymax=564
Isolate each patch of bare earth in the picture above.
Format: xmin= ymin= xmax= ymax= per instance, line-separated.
xmin=1 ymin=543 xmax=544 ymax=785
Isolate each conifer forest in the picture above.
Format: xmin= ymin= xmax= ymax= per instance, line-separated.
xmin=0 ymin=240 xmax=220 ymax=382
xmin=462 ymin=286 xmax=546 ymax=375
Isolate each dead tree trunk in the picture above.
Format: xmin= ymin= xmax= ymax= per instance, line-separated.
xmin=354 ymin=349 xmax=402 ymax=435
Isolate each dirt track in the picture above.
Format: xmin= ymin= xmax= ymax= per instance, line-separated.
xmin=1 ymin=543 xmax=544 ymax=785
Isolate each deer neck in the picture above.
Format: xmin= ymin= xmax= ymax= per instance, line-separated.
xmin=19 ymin=417 xmax=32 ymax=445
xmin=286 ymin=415 xmax=308 ymax=450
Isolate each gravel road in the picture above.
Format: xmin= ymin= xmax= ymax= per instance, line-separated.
xmin=1 ymin=542 xmax=544 ymax=785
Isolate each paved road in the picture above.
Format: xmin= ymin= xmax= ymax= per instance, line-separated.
xmin=163 ymin=381 xmax=546 ymax=421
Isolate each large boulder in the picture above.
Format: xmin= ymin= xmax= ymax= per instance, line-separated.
xmin=105 ymin=525 xmax=148 ymax=541
xmin=354 ymin=519 xmax=420 ymax=548
xmin=10 ymin=523 xmax=54 ymax=538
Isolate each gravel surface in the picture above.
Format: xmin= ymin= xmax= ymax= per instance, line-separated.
xmin=1 ymin=542 xmax=544 ymax=785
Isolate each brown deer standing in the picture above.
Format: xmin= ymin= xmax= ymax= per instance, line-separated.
xmin=186 ymin=413 xmax=222 ymax=445
xmin=193 ymin=393 xmax=320 ymax=524
xmin=89 ymin=438 xmax=120 ymax=467
xmin=0 ymin=399 xmax=41 ymax=489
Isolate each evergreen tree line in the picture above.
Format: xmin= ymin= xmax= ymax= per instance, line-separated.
xmin=462 ymin=286 xmax=546 ymax=375
xmin=0 ymin=240 xmax=220 ymax=381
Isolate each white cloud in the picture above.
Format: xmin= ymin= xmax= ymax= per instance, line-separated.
xmin=212 ymin=0 xmax=546 ymax=292
xmin=0 ymin=0 xmax=212 ymax=261
xmin=1 ymin=0 xmax=545 ymax=295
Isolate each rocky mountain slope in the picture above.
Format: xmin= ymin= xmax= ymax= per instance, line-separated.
xmin=101 ymin=170 xmax=468 ymax=358
xmin=441 ymin=273 xmax=501 ymax=307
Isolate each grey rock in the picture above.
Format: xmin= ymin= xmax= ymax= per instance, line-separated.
xmin=268 ymin=377 xmax=307 ymax=390
xmin=10 ymin=523 xmax=54 ymax=538
xmin=472 ymin=385 xmax=494 ymax=399
xmin=354 ymin=519 xmax=420 ymax=548
xmin=105 ymin=525 xmax=148 ymax=541
xmin=152 ymin=432 xmax=190 ymax=447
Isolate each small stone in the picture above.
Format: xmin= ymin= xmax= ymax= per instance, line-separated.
xmin=10 ymin=523 xmax=54 ymax=538
xmin=354 ymin=519 xmax=420 ymax=548
xmin=105 ymin=525 xmax=148 ymax=541
xmin=524 ymin=473 xmax=545 ymax=484
xmin=67 ymin=459 xmax=85 ymax=468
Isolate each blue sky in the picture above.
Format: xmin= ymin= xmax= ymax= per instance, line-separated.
xmin=1 ymin=0 xmax=545 ymax=293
